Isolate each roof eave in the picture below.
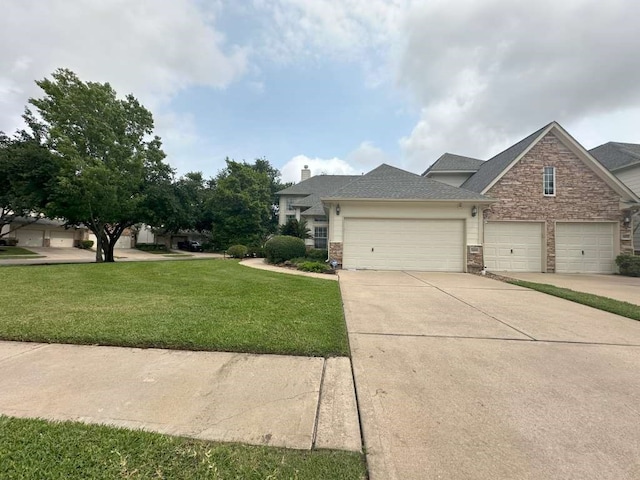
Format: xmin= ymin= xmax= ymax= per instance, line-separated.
xmin=321 ymin=197 xmax=495 ymax=203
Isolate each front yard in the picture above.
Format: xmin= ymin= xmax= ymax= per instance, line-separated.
xmin=0 ymin=260 xmax=348 ymax=357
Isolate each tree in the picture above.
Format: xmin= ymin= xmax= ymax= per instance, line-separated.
xmin=252 ymin=157 xmax=292 ymax=234
xmin=206 ymin=159 xmax=272 ymax=249
xmin=24 ymin=68 xmax=173 ymax=262
xmin=0 ymin=131 xmax=59 ymax=239
xmin=279 ymin=218 xmax=311 ymax=239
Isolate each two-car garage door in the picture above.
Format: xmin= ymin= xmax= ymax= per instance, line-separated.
xmin=342 ymin=218 xmax=464 ymax=271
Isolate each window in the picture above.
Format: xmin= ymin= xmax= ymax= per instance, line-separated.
xmin=286 ymin=214 xmax=296 ymax=223
xmin=314 ymin=226 xmax=327 ymax=249
xmin=285 ymin=197 xmax=296 ymax=211
xmin=543 ymin=166 xmax=555 ymax=196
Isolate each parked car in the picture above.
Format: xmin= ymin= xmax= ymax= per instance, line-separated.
xmin=177 ymin=240 xmax=204 ymax=252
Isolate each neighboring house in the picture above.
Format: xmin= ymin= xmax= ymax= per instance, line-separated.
xmin=0 ymin=217 xmax=88 ymax=247
xmin=134 ymin=224 xmax=207 ymax=249
xmin=589 ymin=142 xmax=640 ymax=253
xmin=277 ymin=167 xmax=359 ymax=249
xmin=278 ymin=121 xmax=638 ymax=273
xmin=87 ymin=228 xmax=135 ymax=249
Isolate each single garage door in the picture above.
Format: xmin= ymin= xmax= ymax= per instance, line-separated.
xmin=555 ymin=222 xmax=615 ymax=274
xmin=342 ymin=218 xmax=464 ymax=271
xmin=15 ymin=229 xmax=44 ymax=247
xmin=50 ymin=230 xmax=75 ymax=247
xmin=484 ymin=222 xmax=543 ymax=272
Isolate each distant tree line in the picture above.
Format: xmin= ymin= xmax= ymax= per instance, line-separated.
xmin=0 ymin=68 xmax=290 ymax=262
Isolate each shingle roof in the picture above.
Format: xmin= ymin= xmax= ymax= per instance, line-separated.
xmin=323 ymin=164 xmax=490 ymax=201
xmin=277 ymin=175 xmax=359 ymax=195
xmin=422 ymin=153 xmax=484 ymax=175
xmin=589 ymin=142 xmax=640 ymax=172
xmin=300 ymin=203 xmax=327 ymax=216
xmin=461 ymin=124 xmax=550 ymax=193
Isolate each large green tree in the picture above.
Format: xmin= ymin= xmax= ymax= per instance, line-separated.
xmin=206 ymin=159 xmax=272 ymax=249
xmin=24 ymin=69 xmax=173 ymax=262
xmin=0 ymin=131 xmax=59 ymax=240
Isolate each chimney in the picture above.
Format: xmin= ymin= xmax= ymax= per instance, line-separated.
xmin=301 ymin=165 xmax=311 ymax=181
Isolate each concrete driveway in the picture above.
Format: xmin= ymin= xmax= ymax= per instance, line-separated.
xmin=505 ymin=272 xmax=640 ymax=306
xmin=340 ymin=271 xmax=640 ymax=480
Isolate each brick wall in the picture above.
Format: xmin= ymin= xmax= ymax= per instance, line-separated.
xmin=329 ymin=242 xmax=343 ymax=266
xmin=466 ymin=245 xmax=484 ymax=272
xmin=484 ymin=132 xmax=633 ymax=272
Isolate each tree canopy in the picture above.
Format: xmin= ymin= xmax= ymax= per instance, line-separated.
xmin=24 ymin=68 xmax=173 ymax=261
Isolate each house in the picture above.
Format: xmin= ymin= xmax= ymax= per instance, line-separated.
xmin=589 ymin=142 xmax=640 ymax=253
xmin=134 ymin=224 xmax=208 ymax=249
xmin=0 ymin=217 xmax=88 ymax=247
xmin=277 ymin=167 xmax=359 ymax=249
xmin=278 ymin=121 xmax=638 ymax=273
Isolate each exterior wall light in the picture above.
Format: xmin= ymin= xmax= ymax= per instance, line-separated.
xmin=623 ymin=216 xmax=631 ymax=226
xmin=471 ymin=206 xmax=478 ymax=217
xmin=336 ymin=204 xmax=341 ymax=216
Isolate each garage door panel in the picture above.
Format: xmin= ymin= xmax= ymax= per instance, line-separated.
xmin=343 ymin=219 xmax=464 ymax=271
xmin=16 ymin=229 xmax=44 ymax=247
xmin=556 ymin=223 xmax=615 ymax=274
xmin=50 ymin=231 xmax=75 ymax=248
xmin=484 ymin=222 xmax=543 ymax=272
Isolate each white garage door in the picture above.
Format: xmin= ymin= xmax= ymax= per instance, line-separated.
xmin=15 ymin=229 xmax=44 ymax=247
xmin=342 ymin=218 xmax=464 ymax=271
xmin=114 ymin=234 xmax=132 ymax=249
xmin=484 ymin=222 xmax=543 ymax=272
xmin=556 ymin=222 xmax=615 ymax=274
xmin=50 ymin=230 xmax=75 ymax=248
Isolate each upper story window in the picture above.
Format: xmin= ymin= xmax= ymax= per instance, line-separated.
xmin=285 ymin=197 xmax=296 ymax=211
xmin=543 ymin=166 xmax=555 ymax=196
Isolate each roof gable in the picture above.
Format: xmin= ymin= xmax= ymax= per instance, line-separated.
xmin=461 ymin=122 xmax=638 ymax=202
xmin=323 ymin=163 xmax=489 ymax=201
xmin=423 ymin=153 xmax=484 ymax=175
xmin=589 ymin=142 xmax=640 ymax=172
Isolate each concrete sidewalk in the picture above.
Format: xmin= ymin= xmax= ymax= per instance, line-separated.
xmin=0 ymin=248 xmax=224 ymax=266
xmin=0 ymin=341 xmax=361 ymax=452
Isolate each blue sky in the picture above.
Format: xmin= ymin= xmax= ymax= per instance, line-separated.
xmin=2 ymin=0 xmax=640 ymax=183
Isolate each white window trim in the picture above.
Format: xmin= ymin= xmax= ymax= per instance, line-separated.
xmin=543 ymin=166 xmax=556 ymax=197
xmin=314 ymin=226 xmax=328 ymax=249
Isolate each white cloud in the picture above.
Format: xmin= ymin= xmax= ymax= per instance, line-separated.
xmin=396 ymin=0 xmax=640 ymax=170
xmin=280 ymin=154 xmax=359 ymax=183
xmin=346 ymin=141 xmax=391 ymax=168
xmin=0 ymin=0 xmax=247 ymax=134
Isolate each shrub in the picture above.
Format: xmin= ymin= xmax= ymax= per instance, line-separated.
xmin=227 ymin=244 xmax=248 ymax=258
xmin=247 ymin=245 xmax=265 ymax=258
xmin=77 ymin=240 xmax=94 ymax=249
xmin=2 ymin=238 xmax=18 ymax=246
xmin=288 ymin=257 xmax=307 ymax=265
xmin=298 ymin=261 xmax=329 ymax=273
xmin=279 ymin=218 xmax=311 ymax=239
xmin=264 ymin=235 xmax=306 ymax=264
xmin=136 ymin=243 xmax=168 ymax=252
xmin=616 ymin=254 xmax=640 ymax=277
xmin=306 ymin=248 xmax=328 ymax=261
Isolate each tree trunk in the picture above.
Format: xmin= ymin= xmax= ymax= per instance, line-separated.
xmin=93 ymin=226 xmax=104 ymax=263
xmin=104 ymin=233 xmax=115 ymax=262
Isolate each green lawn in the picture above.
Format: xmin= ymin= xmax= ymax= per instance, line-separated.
xmin=0 ymin=416 xmax=366 ymax=480
xmin=0 ymin=260 xmax=348 ymax=356
xmin=508 ymin=279 xmax=640 ymax=321
xmin=0 ymin=246 xmax=38 ymax=256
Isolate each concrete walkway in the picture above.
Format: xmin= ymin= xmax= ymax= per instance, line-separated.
xmin=341 ymin=270 xmax=640 ymax=480
xmin=241 ymin=257 xmax=339 ymax=281
xmin=504 ymin=272 xmax=640 ymax=306
xmin=0 ymin=341 xmax=361 ymax=452
xmin=0 ymin=248 xmax=224 ymax=266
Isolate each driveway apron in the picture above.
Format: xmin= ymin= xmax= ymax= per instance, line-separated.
xmin=340 ymin=270 xmax=640 ymax=480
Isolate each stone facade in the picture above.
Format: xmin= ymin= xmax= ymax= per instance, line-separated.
xmin=329 ymin=242 xmax=343 ymax=266
xmin=466 ymin=245 xmax=484 ymax=273
xmin=483 ymin=132 xmax=633 ymax=272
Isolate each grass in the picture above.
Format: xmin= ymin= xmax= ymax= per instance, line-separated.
xmin=0 ymin=416 xmax=366 ymax=480
xmin=508 ymin=279 xmax=640 ymax=321
xmin=0 ymin=246 xmax=38 ymax=256
xmin=0 ymin=260 xmax=348 ymax=356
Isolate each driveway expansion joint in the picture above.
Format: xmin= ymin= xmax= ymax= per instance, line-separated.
xmin=311 ymin=358 xmax=327 ymax=449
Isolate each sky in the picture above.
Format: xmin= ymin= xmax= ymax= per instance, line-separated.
xmin=2 ymin=0 xmax=640 ymax=184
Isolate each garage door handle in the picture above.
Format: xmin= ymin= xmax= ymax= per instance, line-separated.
xmin=582 ymin=250 xmax=584 ymax=255
xmin=371 ymin=247 xmax=374 ymax=252
xmin=510 ymin=249 xmax=513 ymax=254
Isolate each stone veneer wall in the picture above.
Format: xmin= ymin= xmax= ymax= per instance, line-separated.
xmin=466 ymin=246 xmax=484 ymax=273
xmin=329 ymin=242 xmax=343 ymax=266
xmin=484 ymin=132 xmax=633 ymax=272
